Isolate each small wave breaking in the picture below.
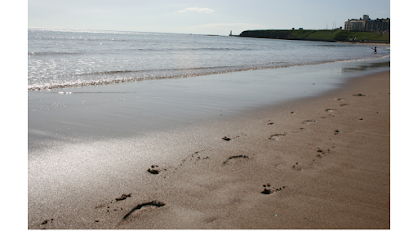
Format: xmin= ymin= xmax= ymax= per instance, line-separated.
xmin=28 ymin=52 xmax=84 ymax=56
xmin=27 ymin=55 xmax=389 ymax=91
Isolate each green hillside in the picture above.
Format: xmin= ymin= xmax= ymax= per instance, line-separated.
xmin=239 ymin=29 xmax=389 ymax=43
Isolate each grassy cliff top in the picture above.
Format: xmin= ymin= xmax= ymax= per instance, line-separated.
xmin=239 ymin=29 xmax=390 ymax=43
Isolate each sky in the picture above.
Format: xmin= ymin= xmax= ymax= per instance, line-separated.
xmin=28 ymin=0 xmax=390 ymax=35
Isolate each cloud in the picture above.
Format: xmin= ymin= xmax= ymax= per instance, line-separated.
xmin=177 ymin=7 xmax=214 ymax=13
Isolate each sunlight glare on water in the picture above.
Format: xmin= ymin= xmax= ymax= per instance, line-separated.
xmin=28 ymin=29 xmax=389 ymax=90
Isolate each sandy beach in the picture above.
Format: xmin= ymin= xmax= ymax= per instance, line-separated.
xmin=336 ymin=42 xmax=390 ymax=47
xmin=30 ymin=69 xmax=390 ymax=229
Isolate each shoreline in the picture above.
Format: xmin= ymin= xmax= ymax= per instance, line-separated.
xmin=28 ymin=60 xmax=390 ymax=152
xmin=29 ymin=70 xmax=390 ymax=229
xmin=336 ymin=41 xmax=390 ymax=46
xmin=27 ymin=55 xmax=389 ymax=92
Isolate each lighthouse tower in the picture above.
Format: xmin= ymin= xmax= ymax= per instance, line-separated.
xmin=229 ymin=30 xmax=232 ymax=36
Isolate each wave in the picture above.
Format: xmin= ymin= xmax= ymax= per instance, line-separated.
xmin=136 ymin=47 xmax=250 ymax=52
xmin=331 ymin=54 xmax=390 ymax=63
xmin=28 ymin=52 xmax=83 ymax=56
xmin=76 ymin=70 xmax=139 ymax=76
xmin=28 ymin=55 xmax=390 ymax=91
xmin=74 ymin=66 xmax=249 ymax=77
xmin=29 ymin=28 xmax=166 ymax=36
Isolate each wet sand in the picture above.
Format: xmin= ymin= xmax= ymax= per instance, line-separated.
xmin=31 ymin=70 xmax=390 ymax=229
xmin=337 ymin=41 xmax=390 ymax=47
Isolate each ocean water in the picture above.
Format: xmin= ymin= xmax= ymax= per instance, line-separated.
xmin=28 ymin=28 xmax=389 ymax=91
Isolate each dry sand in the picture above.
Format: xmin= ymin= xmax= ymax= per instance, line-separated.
xmin=34 ymin=71 xmax=390 ymax=230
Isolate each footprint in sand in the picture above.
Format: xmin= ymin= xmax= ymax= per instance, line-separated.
xmin=147 ymin=165 xmax=165 ymax=175
xmin=315 ymin=147 xmax=330 ymax=160
xmin=222 ymin=155 xmax=249 ymax=165
xmin=95 ymin=194 xmax=134 ymax=214
xmin=261 ymin=183 xmax=287 ymax=194
xmin=317 ymin=148 xmax=327 ymax=154
xmin=115 ymin=200 xmax=166 ymax=226
xmin=302 ymin=120 xmax=316 ymax=124
xmin=122 ymin=200 xmax=166 ymax=220
xmin=222 ymin=135 xmax=240 ymax=141
xmin=147 ymin=154 xmax=211 ymax=174
xmin=269 ymin=133 xmax=287 ymax=140
xmin=293 ymin=127 xmax=310 ymax=133
xmin=292 ymin=162 xmax=303 ymax=171
xmin=115 ymin=193 xmax=131 ymax=202
xmin=41 ymin=218 xmax=54 ymax=226
xmin=204 ymin=216 xmax=218 ymax=223
xmin=165 ymin=151 xmax=210 ymax=174
xmin=186 ymin=150 xmax=209 ymax=164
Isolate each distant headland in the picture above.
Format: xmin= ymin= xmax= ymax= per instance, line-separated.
xmin=238 ymin=29 xmax=389 ymax=44
xmin=238 ymin=14 xmax=389 ymax=44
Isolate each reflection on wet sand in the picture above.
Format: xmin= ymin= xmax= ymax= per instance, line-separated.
xmin=342 ymin=61 xmax=390 ymax=72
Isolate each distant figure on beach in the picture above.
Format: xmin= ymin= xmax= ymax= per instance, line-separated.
xmin=374 ymin=46 xmax=377 ymax=53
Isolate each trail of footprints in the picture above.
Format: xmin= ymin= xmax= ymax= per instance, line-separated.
xmin=40 ymin=95 xmax=367 ymax=227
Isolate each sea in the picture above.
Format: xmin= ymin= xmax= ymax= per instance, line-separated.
xmin=28 ymin=28 xmax=389 ymax=91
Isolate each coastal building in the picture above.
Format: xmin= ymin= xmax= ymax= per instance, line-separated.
xmin=364 ymin=18 xmax=390 ymax=32
xmin=344 ymin=15 xmax=390 ymax=32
